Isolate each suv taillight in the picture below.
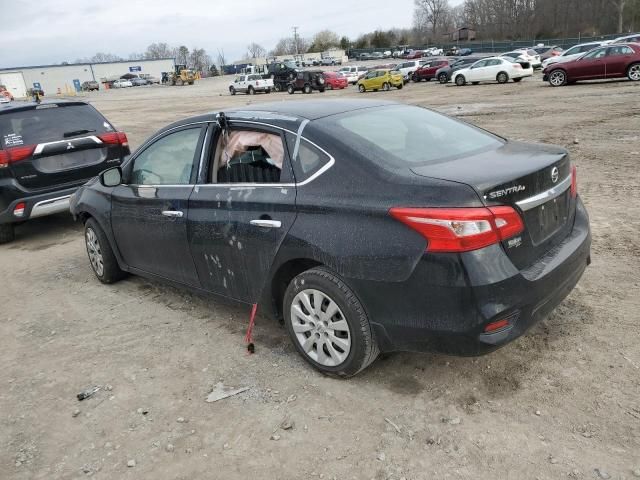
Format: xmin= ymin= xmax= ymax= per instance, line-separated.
xmin=0 ymin=145 xmax=36 ymax=167
xmin=389 ymin=206 xmax=524 ymax=253
xmin=98 ymin=132 xmax=129 ymax=147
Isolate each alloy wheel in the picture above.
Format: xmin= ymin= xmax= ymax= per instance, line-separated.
xmin=86 ymin=228 xmax=104 ymax=277
xmin=628 ymin=64 xmax=640 ymax=81
xmin=549 ymin=70 xmax=566 ymax=86
xmin=290 ymin=289 xmax=351 ymax=367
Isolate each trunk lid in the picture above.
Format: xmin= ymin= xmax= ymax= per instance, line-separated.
xmin=0 ymin=103 xmax=126 ymax=191
xmin=411 ymin=141 xmax=575 ymax=269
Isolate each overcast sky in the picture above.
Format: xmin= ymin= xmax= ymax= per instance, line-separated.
xmin=1 ymin=0 xmax=463 ymax=68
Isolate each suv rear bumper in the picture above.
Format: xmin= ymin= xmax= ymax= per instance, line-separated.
xmin=0 ymin=184 xmax=78 ymax=224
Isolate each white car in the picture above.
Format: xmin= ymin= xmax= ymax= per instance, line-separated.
xmin=229 ymin=74 xmax=273 ymax=95
xmin=541 ymin=41 xmax=608 ymax=69
xmin=338 ymin=66 xmax=368 ymax=84
xmin=112 ymin=79 xmax=132 ymax=88
xmin=453 ymin=57 xmax=533 ymax=86
xmin=508 ymin=49 xmax=542 ymax=68
xmin=0 ymin=95 xmax=11 ymax=104
xmin=611 ymin=33 xmax=640 ymax=44
xmin=395 ymin=60 xmax=429 ymax=81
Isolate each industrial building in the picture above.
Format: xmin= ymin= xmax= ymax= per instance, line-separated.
xmin=0 ymin=58 xmax=175 ymax=98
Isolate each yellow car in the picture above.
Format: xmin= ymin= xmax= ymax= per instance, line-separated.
xmin=357 ymin=69 xmax=404 ymax=92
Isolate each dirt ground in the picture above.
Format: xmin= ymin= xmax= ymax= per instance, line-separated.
xmin=2 ymin=71 xmax=639 ymax=480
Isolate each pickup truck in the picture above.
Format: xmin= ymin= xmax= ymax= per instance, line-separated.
xmin=229 ymin=74 xmax=273 ymax=95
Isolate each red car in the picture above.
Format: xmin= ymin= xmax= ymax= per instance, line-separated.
xmin=323 ymin=71 xmax=348 ymax=90
xmin=412 ymin=59 xmax=453 ymax=82
xmin=544 ymin=43 xmax=640 ymax=86
xmin=404 ymin=50 xmax=424 ymax=60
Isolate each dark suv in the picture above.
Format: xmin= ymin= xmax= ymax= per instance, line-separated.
xmin=287 ymin=71 xmax=326 ymax=94
xmin=0 ymin=100 xmax=129 ymax=243
xmin=82 ymin=81 xmax=100 ymax=91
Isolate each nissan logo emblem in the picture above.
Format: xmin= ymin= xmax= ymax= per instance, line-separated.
xmin=551 ymin=166 xmax=559 ymax=183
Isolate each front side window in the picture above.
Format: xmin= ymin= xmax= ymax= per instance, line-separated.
xmin=131 ymin=127 xmax=202 ymax=185
xmin=213 ymin=129 xmax=285 ymax=184
xmin=583 ymin=48 xmax=607 ymax=59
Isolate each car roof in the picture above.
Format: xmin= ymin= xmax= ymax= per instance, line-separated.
xmin=0 ymin=99 xmax=89 ymax=114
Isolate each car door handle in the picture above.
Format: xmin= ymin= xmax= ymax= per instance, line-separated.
xmin=250 ymin=219 xmax=281 ymax=228
xmin=162 ymin=210 xmax=184 ymax=218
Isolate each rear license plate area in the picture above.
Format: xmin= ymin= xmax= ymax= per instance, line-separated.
xmin=525 ymin=190 xmax=570 ymax=245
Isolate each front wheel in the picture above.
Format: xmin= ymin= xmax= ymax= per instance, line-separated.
xmin=284 ymin=267 xmax=379 ymax=377
xmin=627 ymin=63 xmax=640 ymax=81
xmin=455 ymin=75 xmax=466 ymax=86
xmin=548 ymin=70 xmax=567 ymax=87
xmin=358 ymin=84 xmax=366 ymax=93
xmin=84 ymin=218 xmax=126 ymax=284
xmin=303 ymin=84 xmax=312 ymax=94
xmin=229 ymin=86 xmax=236 ymax=95
xmin=287 ymin=85 xmax=295 ymax=94
xmin=248 ymin=86 xmax=255 ymax=95
xmin=0 ymin=223 xmax=15 ymax=244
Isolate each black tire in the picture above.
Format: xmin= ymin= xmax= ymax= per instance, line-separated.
xmin=497 ymin=71 xmax=509 ymax=84
xmin=382 ymin=82 xmax=390 ymax=91
xmin=248 ymin=86 xmax=255 ymax=95
xmin=472 ymin=82 xmax=479 ymax=85
xmin=327 ymin=84 xmax=333 ymax=90
xmin=397 ymin=83 xmax=403 ymax=89
xmin=455 ymin=75 xmax=466 ymax=86
xmin=274 ymin=83 xmax=281 ymax=92
xmin=229 ymin=86 xmax=236 ymax=95
xmin=265 ymin=88 xmax=271 ymax=94
xmin=318 ymin=88 xmax=325 ymax=93
xmin=627 ymin=62 xmax=640 ymax=81
xmin=513 ymin=78 xmax=522 ymax=83
xmin=358 ymin=84 xmax=366 ymax=93
xmin=0 ymin=223 xmax=15 ymax=244
xmin=283 ymin=267 xmax=379 ymax=377
xmin=438 ymin=73 xmax=448 ymax=84
xmin=412 ymin=75 xmax=420 ymax=82
xmin=84 ymin=218 xmax=126 ymax=284
xmin=548 ymin=69 xmax=567 ymax=87
xmin=303 ymin=84 xmax=312 ymax=94
xmin=287 ymin=85 xmax=295 ymax=94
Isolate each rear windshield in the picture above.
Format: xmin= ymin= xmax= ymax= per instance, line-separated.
xmin=318 ymin=105 xmax=503 ymax=166
xmin=0 ymin=104 xmax=112 ymax=148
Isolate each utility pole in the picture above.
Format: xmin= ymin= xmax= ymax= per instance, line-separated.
xmin=292 ymin=26 xmax=299 ymax=54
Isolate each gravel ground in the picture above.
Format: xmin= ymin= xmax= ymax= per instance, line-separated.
xmin=2 ymin=72 xmax=639 ymax=480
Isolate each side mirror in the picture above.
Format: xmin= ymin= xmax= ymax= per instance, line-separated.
xmin=100 ymin=167 xmax=122 ymax=187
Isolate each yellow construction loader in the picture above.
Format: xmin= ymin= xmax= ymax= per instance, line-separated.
xmin=162 ymin=65 xmax=195 ymax=86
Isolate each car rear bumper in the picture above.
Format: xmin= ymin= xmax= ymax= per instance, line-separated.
xmin=0 ymin=183 xmax=78 ymax=224
xmin=350 ymin=197 xmax=591 ymax=355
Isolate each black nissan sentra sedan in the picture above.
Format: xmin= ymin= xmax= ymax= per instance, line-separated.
xmin=70 ymin=100 xmax=591 ymax=377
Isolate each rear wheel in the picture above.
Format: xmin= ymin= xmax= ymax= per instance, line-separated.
xmin=513 ymin=77 xmax=522 ymax=83
xmin=358 ymin=84 xmax=366 ymax=93
xmin=0 ymin=223 xmax=15 ymax=244
xmin=287 ymin=85 xmax=295 ymax=94
xmin=472 ymin=81 xmax=479 ymax=85
xmin=303 ymin=84 xmax=312 ymax=94
xmin=438 ymin=72 xmax=448 ymax=84
xmin=382 ymin=82 xmax=390 ymax=91
xmin=412 ymin=75 xmax=420 ymax=82
xmin=497 ymin=72 xmax=509 ymax=84
xmin=627 ymin=63 xmax=640 ymax=81
xmin=548 ymin=69 xmax=567 ymax=87
xmin=397 ymin=83 xmax=403 ymax=89
xmin=283 ymin=267 xmax=379 ymax=377
xmin=265 ymin=88 xmax=271 ymax=94
xmin=274 ymin=82 xmax=281 ymax=92
xmin=84 ymin=218 xmax=126 ymax=284
xmin=455 ymin=75 xmax=466 ymax=86
xmin=175 ymin=78 xmax=184 ymax=86
xmin=248 ymin=86 xmax=255 ymax=95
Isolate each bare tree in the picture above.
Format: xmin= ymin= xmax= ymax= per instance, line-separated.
xmin=145 ymin=42 xmax=174 ymax=60
xmin=414 ymin=0 xmax=451 ymax=37
xmin=189 ymin=48 xmax=208 ymax=72
xmin=611 ymin=0 xmax=627 ymax=31
xmin=176 ymin=46 xmax=189 ymax=65
xmin=310 ymin=30 xmax=340 ymax=51
xmin=217 ymin=49 xmax=227 ymax=68
xmin=247 ymin=42 xmax=266 ymax=59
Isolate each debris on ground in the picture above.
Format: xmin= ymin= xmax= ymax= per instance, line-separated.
xmin=176 ymin=417 xmax=186 ymax=423
xmin=165 ymin=444 xmax=174 ymax=452
xmin=205 ymin=382 xmax=250 ymax=403
xmin=72 ymin=409 xmax=81 ymax=418
xmin=595 ymin=468 xmax=610 ymax=479
xmin=127 ymin=459 xmax=136 ymax=468
xmin=280 ymin=418 xmax=295 ymax=430
xmin=270 ymin=434 xmax=281 ymax=441
xmin=384 ymin=417 xmax=402 ymax=433
xmin=377 ymin=452 xmax=386 ymax=462
xmin=76 ymin=386 xmax=100 ymax=401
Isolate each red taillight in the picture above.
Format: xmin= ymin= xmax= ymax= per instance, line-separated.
xmin=0 ymin=145 xmax=36 ymax=167
xmin=98 ymin=131 xmax=129 ymax=147
xmin=389 ymin=206 xmax=524 ymax=253
xmin=570 ymin=165 xmax=577 ymax=198
xmin=484 ymin=318 xmax=510 ymax=332
xmin=13 ymin=202 xmax=26 ymax=217
xmin=513 ymin=63 xmax=522 ymax=69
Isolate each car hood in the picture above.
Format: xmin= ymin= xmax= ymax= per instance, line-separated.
xmin=453 ymin=66 xmax=472 ymax=76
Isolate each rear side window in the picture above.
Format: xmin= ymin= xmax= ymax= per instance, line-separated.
xmin=318 ymin=105 xmax=503 ymax=167
xmin=285 ymin=132 xmax=331 ymax=181
xmin=0 ymin=104 xmax=112 ymax=148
